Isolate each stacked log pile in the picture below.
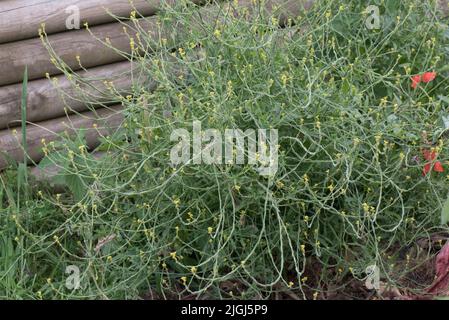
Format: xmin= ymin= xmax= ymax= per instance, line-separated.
xmin=0 ymin=0 xmax=312 ymax=171
xmin=0 ymin=0 xmax=188 ymax=169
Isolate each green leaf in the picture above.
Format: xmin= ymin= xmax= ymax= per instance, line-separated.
xmin=441 ymin=195 xmax=449 ymax=225
xmin=341 ymin=79 xmax=350 ymax=94
xmin=63 ymin=173 xmax=86 ymax=202
xmin=16 ymin=163 xmax=27 ymax=188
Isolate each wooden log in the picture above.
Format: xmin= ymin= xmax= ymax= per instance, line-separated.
xmin=0 ymin=0 xmax=313 ymax=170
xmin=0 ymin=105 xmax=124 ymax=170
xmin=0 ymin=61 xmax=144 ymax=130
xmin=0 ymin=17 xmax=158 ymax=86
xmin=439 ymin=0 xmax=449 ymax=16
xmin=0 ymin=0 xmax=204 ymax=44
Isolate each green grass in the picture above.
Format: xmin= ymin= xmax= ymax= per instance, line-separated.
xmin=19 ymin=66 xmax=29 ymax=200
xmin=1 ymin=0 xmax=449 ymax=299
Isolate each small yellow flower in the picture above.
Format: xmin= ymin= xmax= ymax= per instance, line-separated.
xmin=280 ymin=72 xmax=289 ymax=86
xmin=172 ymin=197 xmax=181 ymax=208
xmin=178 ymin=47 xmax=186 ymax=58
xmin=375 ymin=133 xmax=382 ymax=145
xmin=302 ymin=174 xmax=309 ymax=184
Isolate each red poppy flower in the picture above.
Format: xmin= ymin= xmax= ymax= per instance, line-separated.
xmin=422 ymin=149 xmax=444 ymax=176
xmin=422 ymin=72 xmax=437 ymax=83
xmin=411 ymin=75 xmax=421 ymax=89
xmin=411 ymin=71 xmax=437 ymax=89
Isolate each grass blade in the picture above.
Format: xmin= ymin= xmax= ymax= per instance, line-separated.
xmin=19 ymin=66 xmax=28 ymax=198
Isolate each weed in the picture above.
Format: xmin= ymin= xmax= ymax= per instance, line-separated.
xmin=2 ymin=0 xmax=449 ymax=299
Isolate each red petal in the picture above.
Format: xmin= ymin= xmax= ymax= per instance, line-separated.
xmin=434 ymin=161 xmax=444 ymax=172
xmin=411 ymin=75 xmax=421 ymax=89
xmin=423 ymin=163 xmax=432 ymax=176
xmin=422 ymin=72 xmax=437 ymax=83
